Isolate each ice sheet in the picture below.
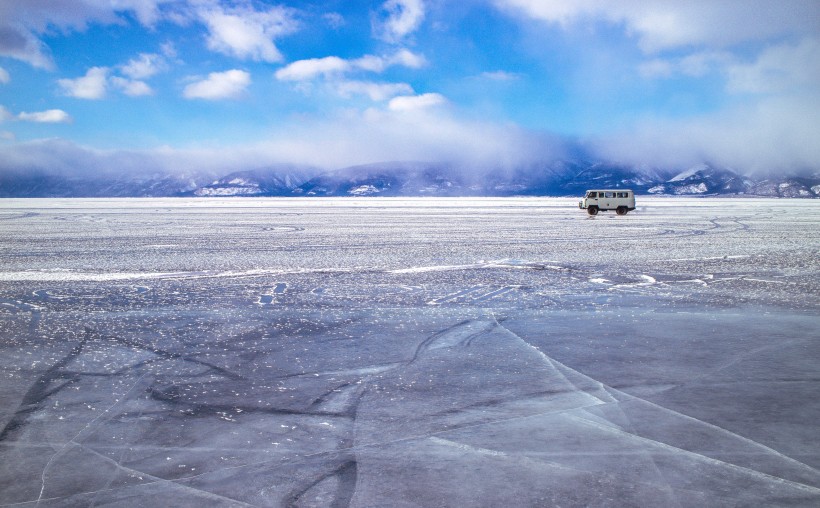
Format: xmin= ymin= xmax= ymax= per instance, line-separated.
xmin=0 ymin=197 xmax=818 ymax=506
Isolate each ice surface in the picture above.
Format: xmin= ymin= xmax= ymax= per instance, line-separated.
xmin=0 ymin=197 xmax=818 ymax=506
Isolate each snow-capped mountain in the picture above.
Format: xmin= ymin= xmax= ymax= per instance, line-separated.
xmin=292 ymin=160 xmax=668 ymax=197
xmin=0 ymin=168 xmax=213 ymax=198
xmin=647 ymin=164 xmax=753 ymax=195
xmin=747 ymin=177 xmax=820 ymax=198
xmin=191 ymin=166 xmax=319 ymax=197
xmin=293 ymin=162 xmax=486 ymax=197
xmin=1 ymin=160 xmax=817 ymax=198
xmin=552 ymin=162 xmax=664 ymax=195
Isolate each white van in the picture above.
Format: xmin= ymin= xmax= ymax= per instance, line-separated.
xmin=578 ymin=189 xmax=635 ymax=215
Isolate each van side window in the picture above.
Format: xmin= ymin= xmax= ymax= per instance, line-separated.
xmin=617 ymin=192 xmax=626 ymax=198
xmin=587 ymin=192 xmax=597 ymax=198
xmin=605 ymin=192 xmax=613 ymax=198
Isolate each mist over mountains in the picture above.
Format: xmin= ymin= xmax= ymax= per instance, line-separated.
xmin=1 ymin=160 xmax=818 ymax=198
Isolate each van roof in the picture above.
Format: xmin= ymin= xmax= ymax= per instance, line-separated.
xmin=585 ymin=189 xmax=633 ymax=192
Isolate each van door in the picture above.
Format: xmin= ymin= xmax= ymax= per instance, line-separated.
xmin=603 ymin=191 xmax=614 ymax=209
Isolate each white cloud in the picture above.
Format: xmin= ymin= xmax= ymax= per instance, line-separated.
xmin=275 ymin=57 xmax=351 ymax=81
xmin=58 ymin=53 xmax=166 ymax=100
xmin=351 ymin=49 xmax=426 ymax=72
xmin=637 ymin=59 xmax=672 ymax=79
xmin=263 ymin=105 xmax=565 ymax=170
xmin=111 ymin=77 xmax=154 ymax=97
xmin=639 ymin=51 xmax=733 ymax=79
xmin=275 ymin=49 xmax=432 ymax=104
xmin=183 ymin=70 xmax=251 ymax=100
xmin=726 ymin=38 xmax=820 ymax=94
xmin=0 ymin=67 xmax=9 ymax=84
xmin=374 ymin=0 xmax=426 ymax=42
xmin=591 ymin=94 xmax=820 ymax=173
xmin=160 ymin=41 xmax=177 ymax=59
xmin=0 ymin=0 xmax=170 ymax=69
xmin=12 ymin=91 xmax=816 ymax=177
xmin=58 ymin=67 xmax=109 ymax=99
xmin=495 ymin=0 xmax=820 ymax=53
xmin=241 ymin=106 xmax=562 ymax=170
xmin=274 ymin=47 xmax=428 ymax=103
xmin=1 ymin=105 xmax=72 ymax=123
xmin=388 ymin=48 xmax=426 ymax=68
xmin=198 ymin=4 xmax=297 ymax=62
xmin=335 ymin=81 xmax=414 ymax=101
xmin=114 ymin=50 xmax=170 ymax=96
xmin=276 ymin=50 xmax=426 ymax=82
xmin=638 ymin=38 xmax=820 ymax=97
xmin=120 ymin=52 xmax=166 ymax=80
xmin=480 ymin=70 xmax=521 ymax=81
xmin=110 ymin=0 xmax=166 ymax=26
xmin=677 ymin=51 xmax=733 ymax=78
xmin=495 ymin=0 xmax=820 ymax=161
xmin=17 ymin=109 xmax=72 ymax=123
xmin=0 ymin=105 xmax=568 ymax=178
xmin=351 ymin=54 xmax=387 ymax=73
xmin=0 ymin=25 xmax=54 ymax=70
xmin=324 ymin=12 xmax=345 ymax=29
xmin=388 ymin=93 xmax=446 ymax=111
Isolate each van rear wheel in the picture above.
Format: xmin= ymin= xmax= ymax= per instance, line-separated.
xmin=587 ymin=206 xmax=598 ymax=215
xmin=616 ymin=206 xmax=628 ymax=215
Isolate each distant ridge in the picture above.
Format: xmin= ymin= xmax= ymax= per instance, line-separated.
xmin=1 ymin=161 xmax=818 ymax=198
xmin=187 ymin=166 xmax=317 ymax=197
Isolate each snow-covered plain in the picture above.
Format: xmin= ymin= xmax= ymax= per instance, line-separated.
xmin=0 ymin=197 xmax=818 ymax=506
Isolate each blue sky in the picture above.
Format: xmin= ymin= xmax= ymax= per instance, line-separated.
xmin=1 ymin=0 xmax=819 ymax=175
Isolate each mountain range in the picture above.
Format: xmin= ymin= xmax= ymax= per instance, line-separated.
xmin=1 ymin=161 xmax=818 ymax=198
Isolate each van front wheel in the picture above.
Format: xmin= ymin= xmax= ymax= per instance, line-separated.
xmin=587 ymin=206 xmax=599 ymax=215
xmin=616 ymin=206 xmax=628 ymax=215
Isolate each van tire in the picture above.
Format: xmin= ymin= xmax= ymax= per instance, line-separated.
xmin=616 ymin=206 xmax=628 ymax=215
xmin=588 ymin=206 xmax=599 ymax=215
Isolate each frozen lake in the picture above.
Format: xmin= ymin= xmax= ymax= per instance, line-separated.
xmin=1 ymin=197 xmax=818 ymax=506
